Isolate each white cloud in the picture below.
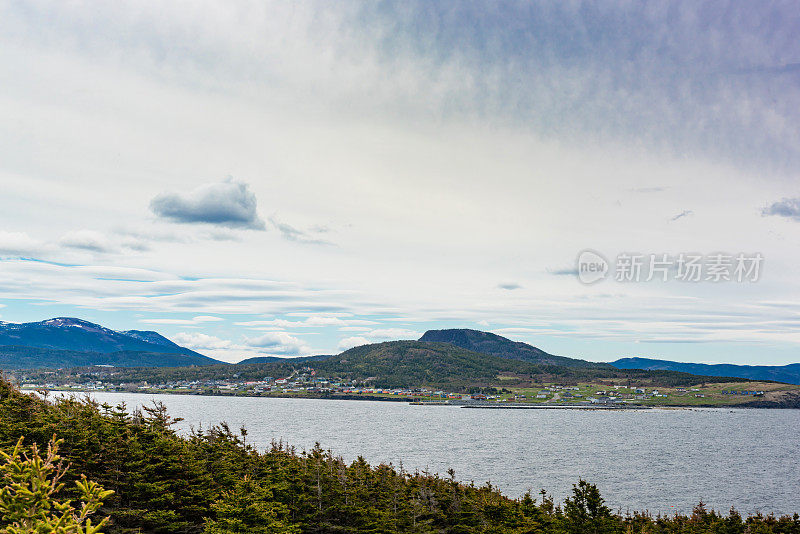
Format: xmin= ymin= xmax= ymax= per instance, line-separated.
xmin=0 ymin=231 xmax=42 ymax=256
xmin=193 ymin=315 xmax=224 ymax=322
xmin=171 ymin=332 xmax=248 ymax=363
xmin=245 ymin=332 xmax=310 ymax=356
xmin=172 ymin=332 xmax=234 ymax=351
xmin=362 ymin=328 xmax=420 ymax=341
xmin=333 ymin=328 xmax=420 ymax=351
xmin=235 ymin=316 xmax=378 ymax=328
xmin=139 ymin=315 xmax=223 ymax=326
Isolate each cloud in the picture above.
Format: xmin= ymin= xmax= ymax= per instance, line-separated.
xmin=245 ymin=332 xmax=309 ymax=355
xmin=762 ymin=198 xmax=800 ymax=221
xmin=140 ymin=315 xmax=223 ymax=326
xmin=669 ymin=210 xmax=694 ymax=222
xmin=59 ymin=230 xmax=114 ymax=253
xmin=172 ymin=332 xmax=235 ymax=351
xmin=194 ymin=315 xmax=224 ymax=322
xmin=360 ymin=328 xmax=420 ymax=341
xmin=150 ymin=179 xmax=266 ymax=230
xmin=338 ymin=336 xmax=369 ymax=350
xmin=548 ymin=268 xmax=579 ymax=276
xmin=338 ymin=328 xmax=422 ymax=350
xmin=173 ymin=331 xmax=311 ymax=362
xmin=0 ymin=231 xmax=42 ymax=256
xmin=235 ymin=316 xmax=377 ymax=328
xmin=497 ymin=283 xmax=522 ymax=290
xmin=269 ymin=217 xmax=332 ymax=245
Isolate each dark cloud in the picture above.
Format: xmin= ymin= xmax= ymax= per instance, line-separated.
xmin=150 ymin=179 xmax=265 ymax=230
xmin=762 ymin=198 xmax=800 ymax=221
xmin=548 ymin=268 xmax=579 ymax=276
xmin=497 ymin=283 xmax=522 ymax=290
xmin=670 ymin=210 xmax=693 ymax=222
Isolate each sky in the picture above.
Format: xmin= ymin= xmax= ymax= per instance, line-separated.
xmin=1 ymin=1 xmax=800 ymax=365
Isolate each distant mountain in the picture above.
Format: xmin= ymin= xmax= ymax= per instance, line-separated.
xmin=419 ymin=329 xmax=608 ymax=368
xmin=0 ymin=318 xmax=203 ymax=355
xmin=0 ymin=346 xmax=220 ymax=370
xmin=0 ymin=318 xmax=221 ymax=369
xmin=612 ymin=357 xmax=800 ymax=385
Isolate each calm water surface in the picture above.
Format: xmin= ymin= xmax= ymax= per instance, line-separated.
xmin=81 ymin=392 xmax=800 ymax=516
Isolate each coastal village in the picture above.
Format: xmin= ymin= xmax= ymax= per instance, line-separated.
xmin=14 ymin=365 xmax=771 ymax=407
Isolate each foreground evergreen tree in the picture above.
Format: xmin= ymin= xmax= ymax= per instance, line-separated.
xmin=203 ymin=476 xmax=298 ymax=534
xmin=1 ymin=379 xmax=799 ymax=534
xmin=0 ymin=436 xmax=113 ymax=534
xmin=563 ymin=479 xmax=618 ymax=534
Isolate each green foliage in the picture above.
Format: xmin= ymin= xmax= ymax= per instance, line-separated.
xmin=203 ymin=476 xmax=298 ymax=534
xmin=563 ymin=480 xmax=618 ymax=534
xmin=0 ymin=378 xmax=798 ymax=534
xmin=0 ymin=436 xmax=113 ymax=534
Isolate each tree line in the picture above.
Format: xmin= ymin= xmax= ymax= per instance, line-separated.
xmin=0 ymin=378 xmax=797 ymax=533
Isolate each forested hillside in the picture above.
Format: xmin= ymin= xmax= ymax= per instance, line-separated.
xmin=418 ymin=329 xmax=605 ymax=368
xmin=14 ymin=340 xmax=752 ymax=392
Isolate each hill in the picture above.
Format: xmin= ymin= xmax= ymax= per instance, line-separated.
xmin=48 ymin=340 xmax=751 ymax=392
xmin=0 ymin=318 xmax=221 ymax=369
xmin=419 ymin=328 xmax=607 ymax=368
xmin=0 ymin=346 xmax=221 ymax=369
xmin=315 ymin=340 xmax=547 ymax=388
xmin=320 ymin=341 xmax=753 ymax=389
xmin=0 ymin=318 xmax=203 ymax=355
xmin=236 ymin=354 xmax=333 ymax=364
xmin=612 ymin=357 xmax=800 ymax=385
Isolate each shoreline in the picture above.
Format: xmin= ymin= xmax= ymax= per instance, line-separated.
xmin=26 ymin=387 xmax=798 ymax=409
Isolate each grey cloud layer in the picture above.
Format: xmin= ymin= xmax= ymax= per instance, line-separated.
xmin=6 ymin=2 xmax=800 ymax=174
xmin=150 ymin=180 xmax=266 ymax=230
xmin=359 ymin=2 xmax=800 ymax=172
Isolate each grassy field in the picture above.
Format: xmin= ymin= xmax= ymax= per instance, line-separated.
xmin=496 ymin=379 xmax=799 ymax=407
